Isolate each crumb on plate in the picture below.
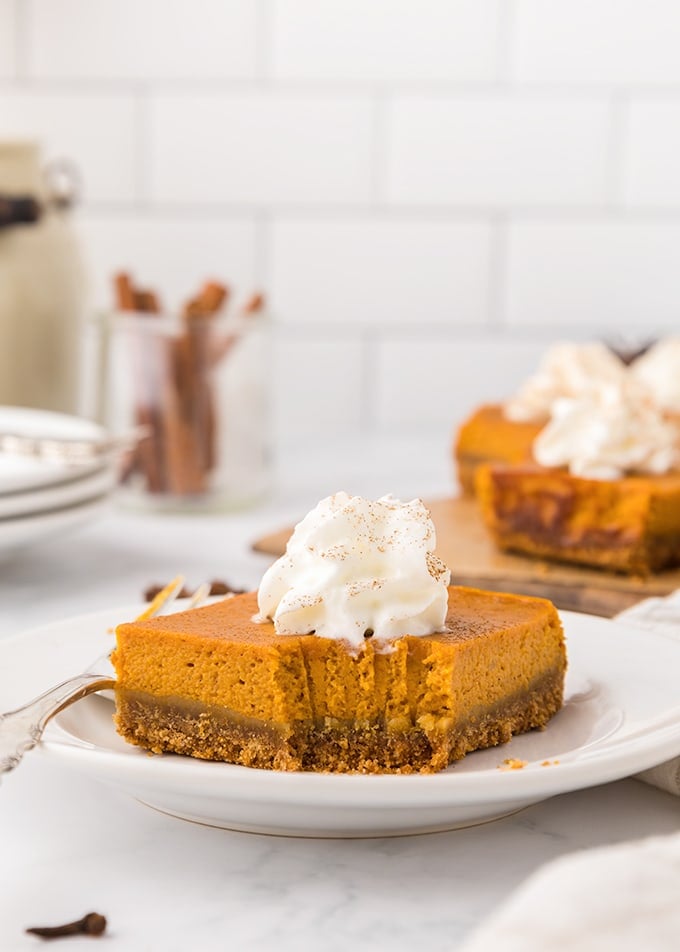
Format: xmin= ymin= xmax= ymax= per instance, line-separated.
xmin=498 ymin=758 xmax=528 ymax=771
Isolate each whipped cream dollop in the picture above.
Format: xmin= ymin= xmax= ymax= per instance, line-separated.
xmin=630 ymin=338 xmax=680 ymax=414
xmin=505 ymin=342 xmax=627 ymax=424
xmin=533 ymin=381 xmax=680 ymax=479
xmin=255 ymin=492 xmax=451 ymax=646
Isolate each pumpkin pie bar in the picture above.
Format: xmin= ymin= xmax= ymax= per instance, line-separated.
xmin=474 ymin=372 xmax=680 ymax=575
xmin=112 ymin=585 xmax=566 ymax=774
xmin=476 ymin=463 xmax=680 ymax=576
xmin=454 ymin=343 xmax=628 ymax=496
xmin=454 ymin=403 xmax=541 ymax=495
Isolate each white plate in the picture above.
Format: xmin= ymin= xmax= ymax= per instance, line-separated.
xmin=0 ymin=406 xmax=107 ymax=496
xmin=0 ymin=464 xmax=117 ymax=519
xmin=2 ymin=607 xmax=679 ymax=838
xmin=0 ymin=496 xmax=109 ymax=556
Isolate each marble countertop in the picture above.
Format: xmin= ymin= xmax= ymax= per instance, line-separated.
xmin=1 ymin=436 xmax=678 ymax=951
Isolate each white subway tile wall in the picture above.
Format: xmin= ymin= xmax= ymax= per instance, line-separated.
xmin=374 ymin=335 xmax=552 ymax=431
xmin=79 ymin=215 xmax=258 ymax=309
xmin=27 ymin=0 xmax=258 ymax=80
xmin=506 ymin=222 xmax=680 ymax=331
xmin=270 ymin=219 xmax=492 ymax=326
xmin=2 ymin=0 xmax=678 ymax=449
xmin=271 ymin=1 xmax=501 ymax=83
xmin=149 ymin=94 xmax=374 ymax=205
xmin=272 ymin=333 xmax=365 ymax=443
xmin=386 ymin=95 xmax=611 ymax=207
xmin=0 ymin=92 xmax=137 ymax=202
xmin=622 ymin=100 xmax=680 ymax=207
xmin=0 ymin=0 xmax=16 ymax=79
xmin=512 ymin=1 xmax=680 ymax=85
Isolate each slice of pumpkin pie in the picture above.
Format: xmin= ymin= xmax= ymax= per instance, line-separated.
xmin=112 ymin=493 xmax=566 ymax=774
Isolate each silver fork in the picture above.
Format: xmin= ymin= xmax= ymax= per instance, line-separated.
xmin=0 ymin=578 xmax=211 ymax=776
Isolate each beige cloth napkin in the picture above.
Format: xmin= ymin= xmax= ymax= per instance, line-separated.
xmin=458 ymin=832 xmax=680 ymax=952
xmin=616 ymin=590 xmax=680 ymax=796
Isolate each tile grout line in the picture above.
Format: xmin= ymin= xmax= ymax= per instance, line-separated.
xmin=369 ymin=91 xmax=390 ymax=205
xmin=495 ymin=0 xmax=517 ymax=84
xmin=487 ymin=214 xmax=508 ymax=331
xmin=133 ymin=84 xmax=152 ymax=209
xmin=271 ymin=318 xmax=665 ymax=339
xmin=255 ymin=0 xmax=273 ymax=83
xmin=8 ymin=73 xmax=680 ymax=97
xmin=360 ymin=329 xmax=379 ymax=437
xmin=75 ymin=202 xmax=680 ymax=221
xmin=605 ymin=90 xmax=630 ymax=209
xmin=253 ymin=209 xmax=271 ymax=294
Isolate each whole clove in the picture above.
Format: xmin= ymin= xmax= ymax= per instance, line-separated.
xmin=25 ymin=911 xmax=107 ymax=940
xmin=207 ymin=580 xmax=245 ymax=596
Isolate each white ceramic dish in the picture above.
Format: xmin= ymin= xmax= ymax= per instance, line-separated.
xmin=0 ymin=496 xmax=109 ymax=555
xmin=0 ymin=464 xmax=116 ymax=520
xmin=2 ymin=606 xmax=679 ymax=838
xmin=0 ymin=406 xmax=107 ymax=496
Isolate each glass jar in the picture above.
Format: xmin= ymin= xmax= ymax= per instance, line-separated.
xmin=94 ymin=307 xmax=271 ymax=511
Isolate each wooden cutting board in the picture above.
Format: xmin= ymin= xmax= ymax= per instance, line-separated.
xmin=251 ymin=497 xmax=680 ymax=618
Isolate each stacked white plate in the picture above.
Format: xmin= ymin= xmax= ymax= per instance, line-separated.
xmin=0 ymin=406 xmax=118 ymax=555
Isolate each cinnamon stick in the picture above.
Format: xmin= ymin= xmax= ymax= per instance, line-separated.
xmin=114 ymin=272 xmax=136 ymax=311
xmin=159 ymin=343 xmax=207 ymax=495
xmin=135 ymin=289 xmax=160 ymax=314
xmin=243 ymin=291 xmax=264 ymax=314
xmin=195 ymin=280 xmax=229 ymax=316
xmin=178 ymin=281 xmax=229 ymax=480
xmin=154 ymin=281 xmax=224 ymax=495
xmin=114 ymin=273 xmax=166 ymax=493
xmin=209 ymin=291 xmax=264 ymax=367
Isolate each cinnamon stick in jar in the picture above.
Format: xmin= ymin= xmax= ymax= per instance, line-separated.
xmin=113 ymin=272 xmax=165 ymax=494
xmin=159 ymin=328 xmax=209 ymax=496
xmin=114 ymin=272 xmax=136 ymax=312
xmin=206 ymin=291 xmax=265 ymax=373
xmin=176 ymin=281 xmax=229 ymax=480
xmin=112 ymin=274 xmax=262 ymax=502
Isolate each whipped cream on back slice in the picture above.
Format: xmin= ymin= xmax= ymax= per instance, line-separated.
xmin=505 ymin=341 xmax=627 ymax=424
xmin=630 ymin=337 xmax=680 ymax=414
xmin=255 ymin=492 xmax=451 ymax=647
xmin=533 ymin=380 xmax=680 ymax=480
